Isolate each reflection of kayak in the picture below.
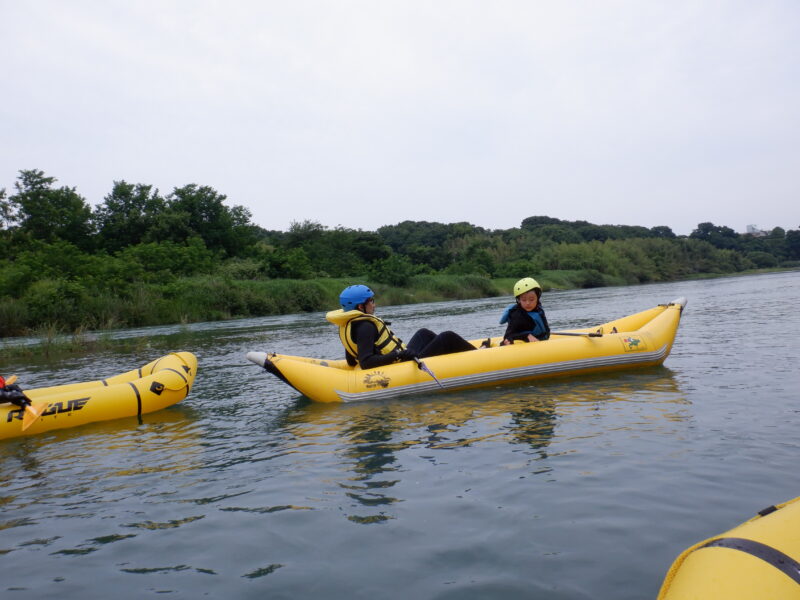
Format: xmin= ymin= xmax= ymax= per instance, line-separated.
xmin=0 ymin=352 xmax=198 ymax=440
xmin=658 ymin=496 xmax=800 ymax=599
xmin=247 ymin=298 xmax=687 ymax=403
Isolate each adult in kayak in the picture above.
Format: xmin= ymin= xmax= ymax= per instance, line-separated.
xmin=329 ymin=284 xmax=477 ymax=369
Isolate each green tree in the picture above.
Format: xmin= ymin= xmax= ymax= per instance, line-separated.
xmin=576 ymin=224 xmax=610 ymax=242
xmin=284 ymin=247 xmax=314 ymax=279
xmin=690 ymin=222 xmax=740 ymax=250
xmin=786 ymin=230 xmax=800 ymax=260
xmin=614 ymin=225 xmax=653 ymax=239
xmin=769 ymin=227 xmax=786 ymax=238
xmin=116 ymin=237 xmax=216 ymax=280
xmin=285 ymin=221 xmax=390 ymax=277
xmin=94 ymin=181 xmax=166 ymax=252
xmin=9 ymin=169 xmax=94 ymax=249
xmin=0 ymin=186 xmax=12 ymax=229
xmin=746 ymin=251 xmax=778 ymax=268
xmin=286 ymin=220 xmax=325 ymax=249
xmin=650 ymin=226 xmax=676 ymax=239
xmin=533 ymin=224 xmax=583 ymax=244
xmin=152 ymin=184 xmax=256 ymax=257
xmin=379 ymin=221 xmax=450 ymax=253
xmin=521 ymin=215 xmax=563 ymax=229
xmin=370 ymin=253 xmax=416 ymax=286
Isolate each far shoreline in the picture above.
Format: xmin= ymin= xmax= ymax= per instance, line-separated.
xmin=2 ymin=267 xmax=796 ymax=362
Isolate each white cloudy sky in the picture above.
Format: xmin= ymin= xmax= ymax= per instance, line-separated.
xmin=2 ymin=1 xmax=798 ymax=235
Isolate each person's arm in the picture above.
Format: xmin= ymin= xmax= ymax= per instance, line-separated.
xmin=534 ymin=307 xmax=551 ymax=340
xmin=353 ymin=321 xmax=400 ymax=369
xmin=502 ymin=309 xmax=522 ymax=344
xmin=501 ymin=322 xmax=515 ymax=345
xmin=526 ymin=310 xmax=543 ymax=342
xmin=502 ymin=310 xmax=539 ymax=344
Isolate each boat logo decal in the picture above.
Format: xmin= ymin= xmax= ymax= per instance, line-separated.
xmin=6 ymin=397 xmax=90 ymax=422
xmin=42 ymin=397 xmax=90 ymax=416
xmin=150 ymin=381 xmax=165 ymax=395
xmin=621 ymin=336 xmax=646 ymax=352
xmin=363 ymin=371 xmax=390 ymax=389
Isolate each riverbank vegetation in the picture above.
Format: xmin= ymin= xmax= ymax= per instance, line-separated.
xmin=2 ymin=169 xmax=798 ymax=341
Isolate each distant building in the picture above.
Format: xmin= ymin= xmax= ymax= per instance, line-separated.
xmin=745 ymin=224 xmax=768 ymax=237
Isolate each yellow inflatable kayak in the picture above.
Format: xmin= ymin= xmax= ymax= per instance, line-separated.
xmin=246 ymin=298 xmax=687 ymax=403
xmin=658 ymin=496 xmax=800 ymax=599
xmin=1 ymin=352 xmax=198 ymax=440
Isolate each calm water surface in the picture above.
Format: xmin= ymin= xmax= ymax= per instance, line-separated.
xmin=1 ymin=271 xmax=799 ymax=599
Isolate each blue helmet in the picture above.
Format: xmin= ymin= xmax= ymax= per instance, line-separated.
xmin=339 ymin=285 xmax=374 ymax=311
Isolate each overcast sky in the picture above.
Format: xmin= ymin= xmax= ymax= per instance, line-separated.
xmin=2 ymin=1 xmax=798 ymax=236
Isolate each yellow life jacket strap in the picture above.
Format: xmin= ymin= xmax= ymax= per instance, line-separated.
xmin=329 ymin=311 xmax=405 ymax=360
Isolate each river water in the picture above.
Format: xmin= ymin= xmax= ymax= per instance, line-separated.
xmin=1 ymin=271 xmax=799 ymax=599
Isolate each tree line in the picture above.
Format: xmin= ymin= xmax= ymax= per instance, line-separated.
xmin=1 ymin=169 xmax=798 ymax=336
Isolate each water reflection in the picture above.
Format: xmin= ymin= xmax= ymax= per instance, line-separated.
xmin=280 ymin=367 xmax=686 ymax=524
xmin=337 ymin=408 xmax=406 ymax=523
xmin=507 ymin=397 xmax=557 ymax=457
xmin=0 ymin=405 xmax=205 ymax=558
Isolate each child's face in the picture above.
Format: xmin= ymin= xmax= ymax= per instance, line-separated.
xmin=518 ymin=290 xmax=539 ymax=311
xmin=363 ymin=297 xmax=376 ymax=315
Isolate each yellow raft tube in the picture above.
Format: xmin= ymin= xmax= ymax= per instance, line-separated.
xmin=247 ymin=298 xmax=687 ymax=403
xmin=1 ymin=352 xmax=198 ymax=440
xmin=658 ymin=496 xmax=800 ymax=599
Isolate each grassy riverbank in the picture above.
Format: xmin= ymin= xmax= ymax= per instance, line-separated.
xmin=0 ymin=272 xmax=578 ymax=359
xmin=1 ymin=268 xmax=795 ymax=361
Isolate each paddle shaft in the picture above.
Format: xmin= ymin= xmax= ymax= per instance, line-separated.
xmin=551 ymin=332 xmax=603 ymax=337
xmin=413 ymin=357 xmax=445 ymax=389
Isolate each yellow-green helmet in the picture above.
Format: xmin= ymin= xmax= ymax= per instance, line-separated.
xmin=513 ymin=277 xmax=541 ymax=298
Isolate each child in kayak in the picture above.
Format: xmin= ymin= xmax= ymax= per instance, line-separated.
xmin=330 ymin=284 xmax=477 ymax=369
xmin=500 ymin=278 xmax=551 ymax=345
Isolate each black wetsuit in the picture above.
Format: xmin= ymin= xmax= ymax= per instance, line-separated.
xmin=502 ymin=305 xmax=550 ymax=343
xmin=348 ymin=320 xmax=406 ymax=369
xmin=406 ymin=328 xmax=476 ymax=359
xmin=347 ymin=322 xmax=475 ymax=369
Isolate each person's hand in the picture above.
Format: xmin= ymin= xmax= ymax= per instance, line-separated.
xmin=501 ymin=339 xmax=511 ymax=346
xmin=396 ymin=349 xmax=417 ymax=362
xmin=0 ymin=385 xmax=27 ymax=405
xmin=527 ymin=334 xmax=539 ymax=342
